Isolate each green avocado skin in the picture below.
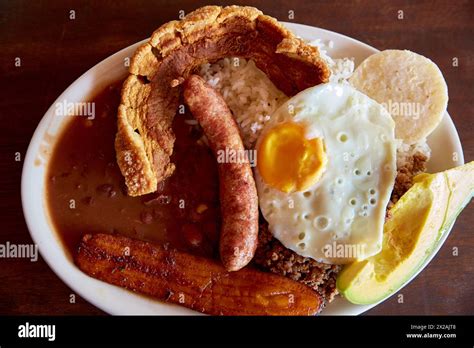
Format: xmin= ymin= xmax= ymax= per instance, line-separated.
xmin=337 ymin=161 xmax=474 ymax=305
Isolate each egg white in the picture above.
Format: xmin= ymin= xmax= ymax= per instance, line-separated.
xmin=255 ymin=83 xmax=397 ymax=264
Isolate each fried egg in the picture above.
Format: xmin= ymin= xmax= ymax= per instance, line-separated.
xmin=255 ymin=83 xmax=397 ymax=264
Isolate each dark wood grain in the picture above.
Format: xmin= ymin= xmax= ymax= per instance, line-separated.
xmin=0 ymin=0 xmax=472 ymax=315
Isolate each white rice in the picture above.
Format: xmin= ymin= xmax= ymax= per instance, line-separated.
xmin=307 ymin=39 xmax=355 ymax=82
xmin=198 ymin=39 xmax=430 ymax=163
xmin=198 ymin=57 xmax=287 ymax=148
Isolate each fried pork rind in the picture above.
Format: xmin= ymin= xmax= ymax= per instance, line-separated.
xmin=116 ymin=5 xmax=330 ymax=196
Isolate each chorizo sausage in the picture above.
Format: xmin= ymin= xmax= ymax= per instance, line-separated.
xmin=183 ymin=75 xmax=259 ymax=272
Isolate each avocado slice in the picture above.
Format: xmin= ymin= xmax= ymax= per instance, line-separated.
xmin=337 ymin=162 xmax=473 ymax=305
xmin=440 ymin=161 xmax=474 ymax=234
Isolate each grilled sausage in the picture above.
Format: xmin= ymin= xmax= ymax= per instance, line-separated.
xmin=183 ymin=75 xmax=259 ymax=272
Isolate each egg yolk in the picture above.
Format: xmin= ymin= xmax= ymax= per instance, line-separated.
xmin=257 ymin=122 xmax=327 ymax=193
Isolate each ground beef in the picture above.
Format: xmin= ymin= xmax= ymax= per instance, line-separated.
xmin=254 ymin=222 xmax=341 ymax=308
xmin=254 ymin=152 xmax=428 ymax=309
xmin=388 ymin=152 xmax=428 ymax=208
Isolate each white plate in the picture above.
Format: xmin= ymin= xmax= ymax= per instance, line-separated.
xmin=21 ymin=22 xmax=464 ymax=316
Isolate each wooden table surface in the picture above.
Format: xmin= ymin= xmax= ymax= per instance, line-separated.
xmin=0 ymin=0 xmax=472 ymax=315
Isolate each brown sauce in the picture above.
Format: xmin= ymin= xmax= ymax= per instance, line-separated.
xmin=46 ymin=81 xmax=221 ymax=259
